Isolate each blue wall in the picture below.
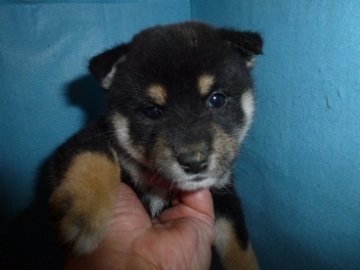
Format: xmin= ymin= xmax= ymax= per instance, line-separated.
xmin=0 ymin=1 xmax=190 ymax=221
xmin=1 ymin=1 xmax=360 ymax=269
xmin=192 ymin=1 xmax=360 ymax=269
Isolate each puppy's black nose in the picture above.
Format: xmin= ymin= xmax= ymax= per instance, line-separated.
xmin=177 ymin=152 xmax=208 ymax=174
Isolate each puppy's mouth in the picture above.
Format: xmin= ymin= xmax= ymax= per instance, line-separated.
xmin=143 ymin=167 xmax=218 ymax=192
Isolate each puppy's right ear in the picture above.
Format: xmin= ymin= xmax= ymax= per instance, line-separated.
xmin=89 ymin=43 xmax=129 ymax=90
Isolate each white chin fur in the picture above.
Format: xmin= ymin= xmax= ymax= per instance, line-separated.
xmin=172 ymin=170 xmax=231 ymax=191
xmin=175 ymin=177 xmax=218 ymax=191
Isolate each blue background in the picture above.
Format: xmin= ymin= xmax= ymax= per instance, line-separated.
xmin=1 ymin=1 xmax=359 ymax=269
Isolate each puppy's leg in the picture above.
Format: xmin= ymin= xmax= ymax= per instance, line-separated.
xmin=213 ymin=187 xmax=259 ymax=270
xmin=215 ymin=217 xmax=258 ymax=270
xmin=50 ymin=150 xmax=120 ymax=255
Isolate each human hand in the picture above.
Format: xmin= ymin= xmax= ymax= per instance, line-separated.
xmin=66 ymin=182 xmax=215 ymax=270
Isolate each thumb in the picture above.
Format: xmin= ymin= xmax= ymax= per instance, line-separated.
xmin=157 ymin=189 xmax=215 ymax=237
xmin=180 ymin=189 xmax=215 ymax=220
xmin=110 ymin=182 xmax=152 ymax=230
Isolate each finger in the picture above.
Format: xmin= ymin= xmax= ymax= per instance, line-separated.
xmin=110 ymin=182 xmax=151 ymax=229
xmin=180 ymin=189 xmax=214 ymax=219
xmin=156 ymin=189 xmax=214 ymax=227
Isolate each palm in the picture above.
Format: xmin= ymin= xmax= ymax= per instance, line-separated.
xmin=66 ymin=183 xmax=214 ymax=270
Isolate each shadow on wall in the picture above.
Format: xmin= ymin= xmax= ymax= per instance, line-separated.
xmin=0 ymin=76 xmax=106 ymax=269
xmin=65 ymin=75 xmax=106 ymax=126
xmin=0 ymin=157 xmax=65 ymax=270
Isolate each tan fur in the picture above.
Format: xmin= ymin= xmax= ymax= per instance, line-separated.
xmin=215 ymin=218 xmax=259 ymax=270
xmin=211 ymin=123 xmax=238 ymax=160
xmin=50 ymin=151 xmax=120 ymax=255
xmin=148 ymin=84 xmax=167 ymax=105
xmin=198 ymin=74 xmax=215 ymax=96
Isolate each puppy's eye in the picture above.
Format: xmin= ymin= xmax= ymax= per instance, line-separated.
xmin=142 ymin=105 xmax=162 ymax=119
xmin=207 ymin=92 xmax=227 ymax=108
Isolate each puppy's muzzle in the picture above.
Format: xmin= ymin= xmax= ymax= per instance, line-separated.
xmin=176 ymin=148 xmax=209 ymax=174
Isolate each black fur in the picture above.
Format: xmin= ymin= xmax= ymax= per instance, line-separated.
xmin=49 ymin=21 xmax=263 ymax=269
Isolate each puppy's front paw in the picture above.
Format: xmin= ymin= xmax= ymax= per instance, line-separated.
xmin=50 ymin=152 xmax=120 ymax=255
xmin=51 ymin=190 xmax=112 ymax=255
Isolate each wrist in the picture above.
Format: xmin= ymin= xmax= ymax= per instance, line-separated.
xmin=123 ymin=253 xmax=159 ymax=270
xmin=66 ymin=252 xmax=159 ymax=270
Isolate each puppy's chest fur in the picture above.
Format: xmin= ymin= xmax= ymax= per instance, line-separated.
xmin=118 ymin=160 xmax=172 ymax=217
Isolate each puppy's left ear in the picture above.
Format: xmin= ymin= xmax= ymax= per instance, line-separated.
xmin=218 ymin=29 xmax=263 ymax=69
xmin=89 ymin=43 xmax=130 ymax=90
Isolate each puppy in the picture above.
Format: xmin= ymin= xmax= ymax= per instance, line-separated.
xmin=49 ymin=21 xmax=262 ymax=270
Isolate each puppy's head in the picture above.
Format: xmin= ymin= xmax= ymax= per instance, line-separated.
xmin=90 ymin=22 xmax=262 ymax=191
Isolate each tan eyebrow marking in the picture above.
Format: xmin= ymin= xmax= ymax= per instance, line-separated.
xmin=147 ymin=84 xmax=167 ymax=105
xmin=198 ymin=74 xmax=215 ymax=96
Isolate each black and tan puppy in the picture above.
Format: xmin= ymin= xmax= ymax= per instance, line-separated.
xmin=49 ymin=21 xmax=262 ymax=269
